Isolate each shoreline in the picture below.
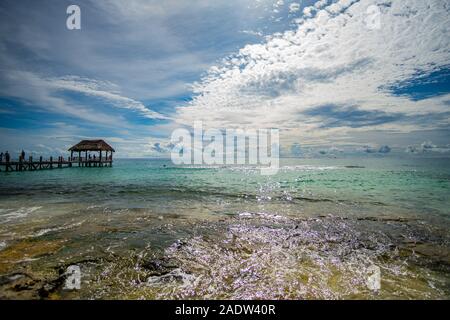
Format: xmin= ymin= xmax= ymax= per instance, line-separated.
xmin=0 ymin=209 xmax=449 ymax=300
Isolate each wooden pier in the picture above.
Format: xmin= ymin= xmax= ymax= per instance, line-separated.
xmin=0 ymin=157 xmax=113 ymax=172
xmin=0 ymin=139 xmax=115 ymax=173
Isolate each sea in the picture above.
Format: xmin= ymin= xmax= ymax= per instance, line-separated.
xmin=0 ymin=156 xmax=449 ymax=299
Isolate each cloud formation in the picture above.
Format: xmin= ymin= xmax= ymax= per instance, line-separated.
xmin=175 ymin=0 xmax=450 ymax=148
xmin=406 ymin=141 xmax=450 ymax=154
xmin=48 ymin=76 xmax=167 ymax=120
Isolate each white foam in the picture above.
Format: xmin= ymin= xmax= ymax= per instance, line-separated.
xmin=0 ymin=206 xmax=42 ymax=223
xmin=280 ymin=165 xmax=339 ymax=171
xmin=238 ymin=211 xmax=286 ymax=221
xmin=31 ymin=220 xmax=84 ymax=237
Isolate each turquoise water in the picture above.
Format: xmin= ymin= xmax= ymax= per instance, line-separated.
xmin=0 ymin=157 xmax=449 ymax=299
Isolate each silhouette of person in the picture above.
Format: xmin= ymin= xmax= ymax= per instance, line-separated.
xmin=5 ymin=151 xmax=10 ymax=163
xmin=0 ymin=152 xmax=3 ymax=163
xmin=21 ymin=150 xmax=25 ymax=161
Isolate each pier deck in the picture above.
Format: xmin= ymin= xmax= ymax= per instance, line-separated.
xmin=0 ymin=158 xmax=112 ymax=172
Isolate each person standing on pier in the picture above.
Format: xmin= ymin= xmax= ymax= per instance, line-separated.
xmin=21 ymin=150 xmax=25 ymax=161
xmin=0 ymin=152 xmax=3 ymax=163
xmin=5 ymin=151 xmax=10 ymax=163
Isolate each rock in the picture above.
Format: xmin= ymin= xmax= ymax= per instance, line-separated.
xmin=413 ymin=243 xmax=450 ymax=263
xmin=0 ymin=239 xmax=65 ymax=274
xmin=141 ymin=258 xmax=177 ymax=276
xmin=37 ymin=273 xmax=66 ymax=299
xmin=0 ymin=272 xmax=41 ymax=299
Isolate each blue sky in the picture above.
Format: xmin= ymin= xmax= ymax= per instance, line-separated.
xmin=0 ymin=0 xmax=449 ymax=158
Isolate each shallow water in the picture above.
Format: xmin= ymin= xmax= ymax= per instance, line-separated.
xmin=0 ymin=156 xmax=449 ymax=299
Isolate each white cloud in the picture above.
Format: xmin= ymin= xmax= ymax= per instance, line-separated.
xmin=406 ymin=141 xmax=450 ymax=153
xmin=289 ymin=3 xmax=301 ymax=13
xmin=174 ymin=0 xmax=450 ymax=148
xmin=0 ymin=70 xmax=125 ymax=127
xmin=303 ymin=6 xmax=315 ymax=17
xmin=274 ymin=0 xmax=285 ymax=9
xmin=0 ymin=70 xmax=167 ymax=131
xmin=314 ymin=0 xmax=329 ymax=9
xmin=48 ymin=76 xmax=168 ymax=120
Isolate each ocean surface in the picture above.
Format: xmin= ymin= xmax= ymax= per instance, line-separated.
xmin=0 ymin=157 xmax=449 ymax=299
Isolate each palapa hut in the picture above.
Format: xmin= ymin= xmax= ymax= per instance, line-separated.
xmin=68 ymin=139 xmax=115 ymax=167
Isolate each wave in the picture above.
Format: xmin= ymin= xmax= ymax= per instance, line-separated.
xmin=176 ymin=164 xmax=340 ymax=172
xmin=141 ymin=214 xmax=449 ymax=299
xmin=30 ymin=220 xmax=85 ymax=238
xmin=0 ymin=206 xmax=42 ymax=223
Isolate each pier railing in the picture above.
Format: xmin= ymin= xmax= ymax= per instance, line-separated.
xmin=0 ymin=156 xmax=113 ymax=172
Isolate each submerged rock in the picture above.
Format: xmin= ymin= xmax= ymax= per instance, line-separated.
xmin=141 ymin=258 xmax=178 ymax=276
xmin=0 ymin=271 xmax=65 ymax=300
xmin=0 ymin=239 xmax=65 ymax=274
xmin=0 ymin=273 xmax=41 ymax=299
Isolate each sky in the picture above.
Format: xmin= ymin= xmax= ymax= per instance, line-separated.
xmin=0 ymin=0 xmax=449 ymax=158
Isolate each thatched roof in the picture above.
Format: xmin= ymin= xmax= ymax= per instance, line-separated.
xmin=69 ymin=140 xmax=115 ymax=152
